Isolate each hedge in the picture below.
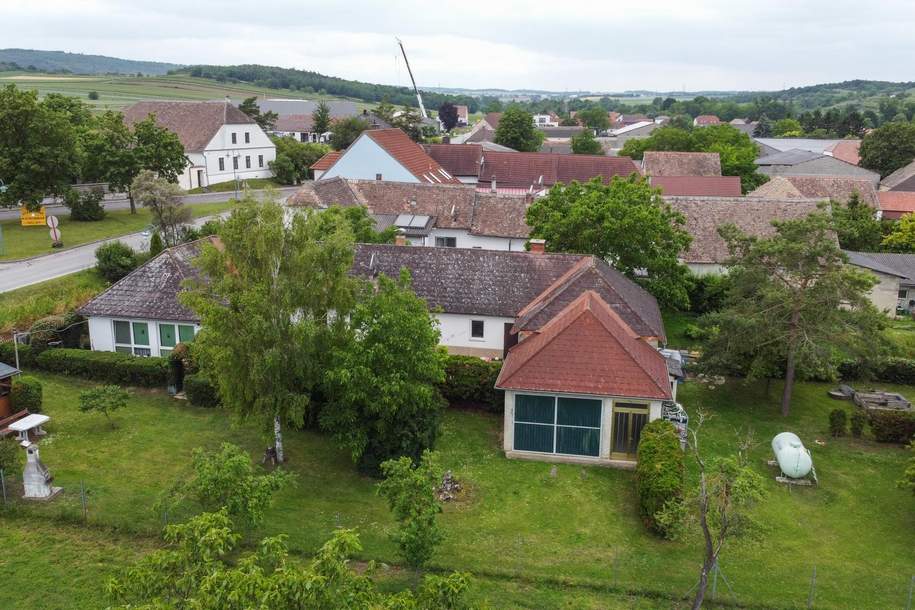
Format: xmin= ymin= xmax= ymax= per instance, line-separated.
xmin=184 ymin=374 xmax=220 ymax=408
xmin=439 ymin=355 xmax=503 ymax=412
xmin=0 ymin=342 xmax=35 ymax=369
xmin=839 ymin=357 xmax=915 ymax=384
xmin=868 ymin=410 xmax=915 ymax=443
xmin=34 ymin=349 xmax=169 ymax=387
xmin=11 ymin=376 xmax=42 ymax=413
xmin=636 ymin=419 xmax=684 ymax=538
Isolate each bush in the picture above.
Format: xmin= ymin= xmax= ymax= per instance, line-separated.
xmin=439 ymin=355 xmax=503 ymax=412
xmin=876 ymin=357 xmax=915 ymax=385
xmin=27 ymin=315 xmax=67 ymax=351
xmin=829 ymin=409 xmax=847 ymax=437
xmin=63 ymin=188 xmax=106 ymax=221
xmin=11 ymin=376 xmax=42 ymax=412
xmin=35 ymin=348 xmax=168 ymax=387
xmin=0 ymin=437 xmax=22 ymax=474
xmin=687 ymin=274 xmax=730 ymax=314
xmin=149 ymin=232 xmax=165 ymax=257
xmin=683 ymin=324 xmax=710 ymax=341
xmin=636 ymin=419 xmax=684 ymax=538
xmin=850 ymin=409 xmax=867 ymax=438
xmin=95 ymin=241 xmax=139 ymax=283
xmin=868 ymin=410 xmax=915 ymax=443
xmin=0 ymin=342 xmax=34 ymax=369
xmin=184 ymin=374 xmax=220 ymax=407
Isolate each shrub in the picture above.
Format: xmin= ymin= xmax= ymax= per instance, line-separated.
xmin=87 ymin=90 xmax=99 ymax=100
xmin=149 ymin=232 xmax=165 ymax=257
xmin=439 ymin=355 xmax=503 ymax=412
xmin=95 ymin=241 xmax=138 ymax=283
xmin=35 ymin=348 xmax=168 ymax=387
xmin=636 ymin=419 xmax=685 ymax=538
xmin=0 ymin=437 xmax=22 ymax=475
xmin=868 ymin=410 xmax=915 ymax=443
xmin=687 ymin=274 xmax=730 ymax=314
xmin=184 ymin=374 xmax=220 ymax=407
xmin=63 ymin=188 xmax=106 ymax=221
xmin=27 ymin=315 xmax=67 ymax=352
xmin=850 ymin=409 xmax=867 ymax=438
xmin=79 ymin=384 xmax=129 ymax=428
xmin=876 ymin=357 xmax=915 ymax=385
xmin=683 ymin=324 xmax=710 ymax=341
xmin=829 ymin=409 xmax=847 ymax=437
xmin=0 ymin=342 xmax=34 ymax=369
xmin=11 ymin=376 xmax=42 ymax=413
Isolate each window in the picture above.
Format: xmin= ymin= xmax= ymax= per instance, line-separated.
xmin=900 ymin=289 xmax=908 ymax=299
xmin=245 ymin=155 xmax=251 ymax=169
xmin=470 ymin=319 xmax=484 ymax=339
xmin=113 ymin=320 xmax=152 ymax=357
xmin=232 ymin=156 xmax=238 ymax=170
xmin=158 ymin=323 xmax=196 ymax=357
xmin=258 ymin=155 xmax=264 ymax=168
xmin=231 ymin=132 xmax=237 ymax=144
xmin=435 ymin=236 xmax=457 ymax=248
xmin=218 ymin=157 xmax=225 ymax=171
xmin=244 ymin=132 xmax=250 ymax=143
xmin=513 ymin=394 xmax=601 ymax=457
xmin=375 ymin=173 xmax=383 ymax=181
xmin=300 ymin=133 xmax=306 ymax=142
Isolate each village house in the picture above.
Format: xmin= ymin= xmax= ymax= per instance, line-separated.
xmin=746 ymin=175 xmax=879 ymax=206
xmin=603 ymin=121 xmax=659 ymax=153
xmin=693 ymin=115 xmax=721 ymax=126
xmin=877 ymin=191 xmax=915 ymax=220
xmin=455 ymin=105 xmax=469 ymax=126
xmin=755 ymin=149 xmax=879 ymax=184
xmin=649 ymin=175 xmax=742 ymax=197
xmin=641 ymin=151 xmax=722 ymax=177
xmin=270 ymin=115 xmax=328 ymax=143
xmin=880 ymin=159 xmax=915 ymax=192
xmin=123 ymin=100 xmax=277 ymax=191
xmin=842 ymin=251 xmax=912 ymax=315
xmin=754 ymin=138 xmax=862 ymax=165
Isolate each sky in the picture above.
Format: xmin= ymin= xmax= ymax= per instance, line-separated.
xmin=5 ymin=0 xmax=915 ymax=93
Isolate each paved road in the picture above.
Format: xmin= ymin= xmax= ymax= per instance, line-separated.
xmin=0 ymin=186 xmax=301 ymax=221
xmin=0 ymin=212 xmax=233 ymax=293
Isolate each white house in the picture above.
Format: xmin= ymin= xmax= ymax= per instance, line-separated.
xmin=123 ymin=100 xmax=276 ymax=191
xmin=270 ymin=115 xmax=329 ymax=144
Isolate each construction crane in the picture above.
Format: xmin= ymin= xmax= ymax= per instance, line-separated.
xmin=396 ymin=37 xmax=428 ymax=119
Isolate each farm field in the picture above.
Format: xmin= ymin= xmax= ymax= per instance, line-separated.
xmin=0 ymin=372 xmax=911 ymax=608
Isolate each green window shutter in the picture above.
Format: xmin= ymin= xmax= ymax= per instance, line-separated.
xmin=514 ymin=422 xmax=555 ymax=453
xmin=114 ymin=321 xmax=131 ymax=344
xmin=557 ymin=398 xmax=602 ymax=427
xmin=557 ymin=427 xmax=600 ymax=456
xmin=515 ymin=394 xmax=555 ymax=424
xmin=178 ymin=325 xmax=195 ymax=343
xmin=132 ymin=322 xmax=150 ymax=346
xmin=159 ymin=324 xmax=176 ymax=348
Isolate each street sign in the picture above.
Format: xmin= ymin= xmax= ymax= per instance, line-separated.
xmin=46 ymin=215 xmax=59 ymax=229
xmin=20 ymin=206 xmax=46 ymax=227
xmin=49 ymin=227 xmax=61 ymax=242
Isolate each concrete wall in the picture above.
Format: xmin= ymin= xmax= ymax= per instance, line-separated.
xmin=686 ymin=262 xmax=727 ymax=276
xmin=414 ymin=228 xmax=527 ymax=251
xmin=322 ymin=134 xmax=417 ymax=183
xmin=436 ymin=313 xmax=514 ymax=358
xmin=759 ymin=157 xmax=880 ymax=184
xmin=88 ymin=316 xmax=200 ymax=357
xmin=859 ymin=270 xmax=902 ymax=315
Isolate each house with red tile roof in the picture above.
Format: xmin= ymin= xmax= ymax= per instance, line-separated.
xmin=477 ymin=151 xmax=639 ymax=192
xmin=318 ymin=128 xmax=461 ymax=185
xmin=455 ymin=105 xmax=469 ymax=126
xmin=878 ymin=191 xmax=915 ymax=220
xmin=693 ymin=115 xmax=721 ymax=126
xmin=649 ymin=176 xmax=742 ymax=197
xmin=310 ymin=151 xmax=343 ymax=180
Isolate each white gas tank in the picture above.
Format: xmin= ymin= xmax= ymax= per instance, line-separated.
xmin=771 ymin=432 xmax=813 ymax=479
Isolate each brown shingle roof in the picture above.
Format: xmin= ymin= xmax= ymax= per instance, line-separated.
xmin=479 ymin=151 xmax=639 ymax=189
xmin=470 ymin=192 xmax=531 ymax=238
xmin=650 ymin=176 xmax=742 ymax=197
xmin=881 ymin=159 xmax=915 ymax=191
xmin=422 ymin=143 xmax=482 ymax=177
xmin=878 ymin=191 xmax=915 ymax=219
xmin=495 ymin=291 xmax=672 ymax=399
xmin=747 ymin=175 xmax=877 ymax=207
xmin=311 ymin=150 xmax=343 ymax=171
xmin=363 ymin=129 xmax=461 ymax=184
xmin=273 ymin=114 xmax=314 ymax=132
xmin=666 ymin=197 xmax=821 ymax=264
xmin=694 ymin=115 xmax=721 ymax=125
xmin=484 ymin=112 xmax=503 ymax=130
xmin=642 ymin=152 xmax=722 ymax=177
xmin=123 ymin=101 xmax=254 ymax=152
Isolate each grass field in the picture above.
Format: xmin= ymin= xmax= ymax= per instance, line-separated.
xmin=1 ymin=372 xmax=911 ymax=609
xmin=0 ymin=71 xmax=375 ymax=112
xmin=186 ymin=177 xmax=281 ymax=194
xmin=0 ymin=270 xmax=108 ymax=336
xmin=0 ymin=200 xmax=234 ymax=260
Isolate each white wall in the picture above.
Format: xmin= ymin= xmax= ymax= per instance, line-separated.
xmin=415 ymin=229 xmax=526 ymax=251
xmin=686 ymin=262 xmax=727 ymax=277
xmin=88 ymin=316 xmax=200 ymax=357
xmin=436 ymin=313 xmax=514 ymax=356
xmin=322 ymin=133 xmax=418 ymax=183
xmin=191 ymin=124 xmax=276 ymax=189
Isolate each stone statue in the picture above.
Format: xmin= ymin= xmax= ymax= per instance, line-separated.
xmin=22 ymin=444 xmax=61 ymax=500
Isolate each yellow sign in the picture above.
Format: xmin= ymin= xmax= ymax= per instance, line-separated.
xmin=20 ymin=206 xmax=46 ymax=227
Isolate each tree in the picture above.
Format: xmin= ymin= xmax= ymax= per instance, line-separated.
xmin=525 ymin=177 xmax=693 ymax=308
xmin=773 ymin=118 xmax=803 ymax=136
xmin=130 ymin=170 xmax=191 ymax=246
xmin=570 ymin=129 xmax=603 ymax=155
xmin=78 ymin=385 xmax=129 ymax=428
xmin=62 ymin=187 xmax=106 ymax=221
xmin=149 ymin=231 xmax=165 ymax=256
xmin=859 ymin=121 xmax=915 ymax=177
xmin=181 ymin=196 xmax=357 ymax=464
xmin=700 ymin=211 xmax=887 ymax=416
xmin=95 ymin=241 xmax=138 ymax=282
xmin=438 ymin=102 xmax=459 ymax=132
xmin=692 ymin=124 xmax=769 ymax=192
xmin=576 ymin=106 xmax=610 ymax=132
xmin=321 ymin=270 xmax=446 ymax=474
xmin=106 ymin=510 xmax=471 ymax=609
xmin=238 ymin=96 xmax=278 ymax=131
xmin=269 ymin=136 xmax=329 ymax=184
xmin=0 ymin=84 xmax=79 ymax=209
xmin=832 ymin=191 xmax=884 ymax=251
xmin=494 ymin=106 xmax=544 ymax=152
xmin=377 ymin=451 xmax=443 ymax=569
xmin=160 ymin=443 xmax=293 ymax=527
xmin=619 ymin=125 xmax=696 ymax=160
xmin=88 ymin=91 xmax=99 ymax=100
xmin=0 ymin=437 xmax=23 ymax=475
xmin=753 ymin=115 xmax=774 ymax=137
xmin=329 ymin=116 xmax=370 ymax=150
xmin=131 ymin=116 xmax=188 ymax=185
xmin=883 ymin=213 xmax=915 ymax=252
xmin=306 ymin=205 xmax=397 ymax=243
xmin=312 ymin=100 xmax=331 ymax=134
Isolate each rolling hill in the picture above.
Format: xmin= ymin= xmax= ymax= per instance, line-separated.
xmin=0 ymin=49 xmax=181 ymax=76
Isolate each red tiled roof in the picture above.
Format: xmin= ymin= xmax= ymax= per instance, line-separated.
xmin=829 ymin=140 xmax=861 ymax=165
xmin=878 ymin=191 xmax=915 ymax=219
xmin=496 ymin=291 xmax=672 ymax=399
xmin=310 ymin=150 xmax=342 ymax=171
xmin=365 ymin=129 xmax=461 ymax=184
xmin=650 ymin=176 xmax=742 ymax=197
xmin=484 ymin=112 xmax=503 ymax=130
xmin=478 ymin=151 xmax=639 ymax=189
xmin=642 ymin=151 xmax=722 ymax=177
xmin=422 ymin=143 xmax=482 ymax=176
xmin=694 ymin=115 xmax=721 ymax=125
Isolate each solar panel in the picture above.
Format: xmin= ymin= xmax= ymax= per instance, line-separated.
xmin=409 ymin=215 xmax=430 ymax=228
xmin=394 ymin=214 xmax=413 ymax=226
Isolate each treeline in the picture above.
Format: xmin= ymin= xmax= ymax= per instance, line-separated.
xmin=0 ymin=49 xmax=181 ymax=76
xmin=730 ymin=79 xmax=915 ymax=109
xmin=174 ymin=64 xmax=484 ymax=113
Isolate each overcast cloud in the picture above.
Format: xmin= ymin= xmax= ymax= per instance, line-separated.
xmin=4 ymin=0 xmax=915 ymax=92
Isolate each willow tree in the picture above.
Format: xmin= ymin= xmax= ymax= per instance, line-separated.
xmin=181 ymin=196 xmax=356 ymax=462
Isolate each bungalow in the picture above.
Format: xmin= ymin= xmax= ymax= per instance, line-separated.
xmin=123 ymin=101 xmax=277 ymax=191
xmin=269 ymin=115 xmax=328 ymax=144
xmin=754 ymin=149 xmax=879 ymax=184
xmin=641 ymin=152 xmax=722 ymax=177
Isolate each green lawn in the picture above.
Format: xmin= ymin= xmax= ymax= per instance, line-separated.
xmin=1 ymin=201 xmax=234 ymax=260
xmin=1 ymin=373 xmax=912 ymax=609
xmin=186 ymin=177 xmax=282 ymax=194
xmin=0 ymin=270 xmax=108 ymax=336
xmin=662 ymin=309 xmax=701 ymax=350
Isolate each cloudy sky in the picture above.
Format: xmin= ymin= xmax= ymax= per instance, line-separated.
xmin=5 ymin=0 xmax=915 ymax=92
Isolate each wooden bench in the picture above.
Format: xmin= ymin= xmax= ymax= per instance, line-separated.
xmin=0 ymin=410 xmax=30 ymax=439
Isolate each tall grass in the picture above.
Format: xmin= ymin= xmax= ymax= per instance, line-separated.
xmin=0 ymin=270 xmax=107 ymax=336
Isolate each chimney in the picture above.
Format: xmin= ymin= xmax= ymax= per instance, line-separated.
xmin=394 ymin=229 xmax=407 ymax=246
xmin=529 ymin=239 xmax=546 ymax=254
xmin=490 ymin=175 xmax=497 ymax=193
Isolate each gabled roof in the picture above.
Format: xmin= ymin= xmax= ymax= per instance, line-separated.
xmin=362 ymin=129 xmax=461 ymax=184
xmin=483 ymin=112 xmax=503 ymax=130
xmin=830 ymin=140 xmax=861 ymax=165
xmin=747 ymin=175 xmax=877 ymax=206
xmin=881 ymin=159 xmax=915 ymax=191
xmin=755 ymin=149 xmax=824 ymax=166
xmin=665 ymin=197 xmax=822 ymax=264
xmin=843 ymin=251 xmax=909 ymax=279
xmin=610 ymin=121 xmax=656 ymax=136
xmin=539 ymin=126 xmax=585 ymax=139
xmin=642 ymin=152 xmax=722 ymax=177
xmin=470 ymin=192 xmax=531 ymax=238
xmin=495 ymin=291 xmax=672 ymax=399
xmin=842 ymin=252 xmax=915 ymax=284
xmin=78 ymin=238 xmax=214 ymax=322
xmin=478 ymin=151 xmax=639 ymax=189
xmin=273 ymin=114 xmax=314 ymax=132
xmin=310 ymin=150 xmax=343 ymax=171
xmin=877 ymin=191 xmax=915 ymax=218
xmin=422 ymin=143 xmax=482 ymax=177
xmin=123 ymin=101 xmax=255 ymax=152
xmin=254 ymin=99 xmax=357 ymax=118
xmin=650 ymin=176 xmax=742 ymax=197
xmin=754 ymin=138 xmax=862 ymax=165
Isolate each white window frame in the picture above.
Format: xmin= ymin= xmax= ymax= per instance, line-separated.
xmin=112 ymin=320 xmax=152 ymax=357
xmin=231 ymin=132 xmax=237 ymax=144
xmin=218 ymin=157 xmax=225 ymax=171
xmin=470 ymin=319 xmax=485 ymax=340
xmin=435 ymin=236 xmax=457 ymax=248
xmin=157 ymin=322 xmax=197 ymax=357
xmin=244 ymin=132 xmax=250 ymax=144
